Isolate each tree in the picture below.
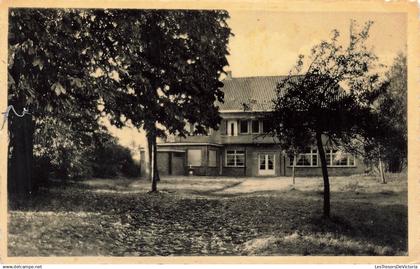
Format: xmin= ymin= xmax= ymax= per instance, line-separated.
xmin=368 ymin=53 xmax=407 ymax=174
xmin=95 ymin=10 xmax=232 ymax=192
xmin=8 ymin=9 xmax=231 ymax=195
xmin=268 ymin=21 xmax=384 ymax=218
xmin=8 ymin=9 xmax=116 ymax=195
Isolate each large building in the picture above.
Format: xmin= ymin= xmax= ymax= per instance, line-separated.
xmin=154 ymin=73 xmax=365 ymax=177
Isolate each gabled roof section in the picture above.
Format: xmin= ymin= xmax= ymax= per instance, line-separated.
xmin=217 ymin=75 xmax=287 ymax=112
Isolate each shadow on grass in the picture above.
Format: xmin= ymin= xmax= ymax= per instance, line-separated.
xmin=184 ymin=180 xmax=244 ymax=196
xmin=8 ymin=181 xmax=407 ymax=256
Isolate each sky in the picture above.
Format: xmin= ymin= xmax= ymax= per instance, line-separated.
xmin=110 ymin=10 xmax=407 ymax=153
xmin=227 ymin=10 xmax=406 ymax=77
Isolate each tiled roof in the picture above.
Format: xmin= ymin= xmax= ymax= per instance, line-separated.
xmin=217 ymin=75 xmax=287 ymax=112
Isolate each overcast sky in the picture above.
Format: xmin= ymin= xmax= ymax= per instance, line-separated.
xmin=227 ymin=10 xmax=406 ymax=77
xmin=111 ymin=10 xmax=407 ymax=151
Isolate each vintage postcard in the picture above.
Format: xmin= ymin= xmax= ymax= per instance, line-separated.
xmin=0 ymin=0 xmax=419 ymax=265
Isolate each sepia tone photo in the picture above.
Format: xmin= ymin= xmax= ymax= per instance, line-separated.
xmin=3 ymin=3 xmax=411 ymax=260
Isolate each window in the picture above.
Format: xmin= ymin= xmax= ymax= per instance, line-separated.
xmin=289 ymin=148 xmax=318 ymax=167
xmin=188 ymin=149 xmax=202 ymax=166
xmin=227 ymin=120 xmax=238 ymax=136
xmin=251 ymin=120 xmax=260 ymax=133
xmin=208 ymin=150 xmax=217 ymax=167
xmin=226 ymin=150 xmax=245 ymax=167
xmin=326 ymin=149 xmax=356 ymax=167
xmin=262 ymin=119 xmax=271 ymax=133
xmin=173 ymin=152 xmax=184 ymax=158
xmin=260 ymin=154 xmax=274 ymax=169
xmin=240 ymin=120 xmax=248 ymax=134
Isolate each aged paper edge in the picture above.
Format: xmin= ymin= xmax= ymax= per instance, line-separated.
xmin=0 ymin=0 xmax=418 ymax=264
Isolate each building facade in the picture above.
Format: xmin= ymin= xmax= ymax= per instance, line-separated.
xmin=155 ymin=74 xmax=365 ymax=177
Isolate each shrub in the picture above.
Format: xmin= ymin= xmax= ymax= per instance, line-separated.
xmin=92 ymin=142 xmax=140 ymax=178
xmin=32 ymin=120 xmax=138 ymax=181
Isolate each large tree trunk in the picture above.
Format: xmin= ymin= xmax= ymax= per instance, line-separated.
xmin=8 ymin=111 xmax=34 ymax=198
xmin=315 ymin=131 xmax=330 ymax=219
xmin=146 ymin=127 xmax=160 ymax=192
xmin=8 ymin=67 xmax=35 ymax=198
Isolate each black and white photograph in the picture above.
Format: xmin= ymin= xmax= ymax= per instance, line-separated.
xmin=4 ymin=1 xmax=411 ymax=260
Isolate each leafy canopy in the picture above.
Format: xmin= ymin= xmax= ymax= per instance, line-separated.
xmin=92 ymin=9 xmax=232 ymax=137
xmin=363 ymin=53 xmax=407 ymax=171
xmin=269 ymin=21 xmax=384 ymax=155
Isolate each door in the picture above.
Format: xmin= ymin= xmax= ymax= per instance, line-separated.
xmin=171 ymin=152 xmax=185 ymax=175
xmin=157 ymin=152 xmax=170 ymax=175
xmin=258 ymin=153 xmax=275 ymax=176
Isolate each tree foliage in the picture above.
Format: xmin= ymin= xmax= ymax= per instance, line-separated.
xmin=8 ymin=9 xmax=104 ymax=194
xmin=92 ymin=10 xmax=232 ymax=191
xmin=269 ymin=21 xmax=384 ymax=218
xmin=8 ymin=8 xmax=232 ymax=194
xmin=8 ymin=9 xmax=132 ymax=194
xmin=364 ymin=53 xmax=407 ymax=173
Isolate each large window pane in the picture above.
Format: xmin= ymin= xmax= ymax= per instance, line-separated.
xmin=333 ymin=150 xmax=346 ymax=166
xmin=326 ymin=151 xmax=332 ymax=166
xmin=252 ymin=120 xmax=260 ymax=133
xmin=259 ymin=156 xmax=266 ymax=169
xmin=312 ymin=154 xmax=318 ymax=166
xmin=208 ymin=150 xmax=217 ymax=167
xmin=292 ymin=148 xmax=318 ymax=167
xmin=262 ymin=120 xmax=271 ymax=133
xmin=226 ymin=150 xmax=245 ymax=167
xmin=236 ymin=154 xmax=245 ymax=166
xmin=326 ymin=149 xmax=356 ymax=167
xmin=267 ymin=155 xmax=274 ymax=170
xmin=226 ymin=154 xmax=235 ymax=166
xmin=348 ymin=155 xmax=355 ymax=166
xmin=188 ymin=149 xmax=202 ymax=166
xmin=240 ymin=120 xmax=248 ymax=134
xmin=297 ymin=154 xmax=311 ymax=166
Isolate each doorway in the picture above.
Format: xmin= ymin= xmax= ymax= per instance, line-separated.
xmin=258 ymin=153 xmax=275 ymax=176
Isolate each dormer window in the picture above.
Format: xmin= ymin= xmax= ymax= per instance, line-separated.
xmin=240 ymin=120 xmax=249 ymax=134
xmin=227 ymin=120 xmax=238 ymax=136
xmin=251 ymin=120 xmax=260 ymax=134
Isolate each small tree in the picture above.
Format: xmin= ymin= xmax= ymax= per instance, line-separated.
xmin=269 ymin=21 xmax=384 ymax=218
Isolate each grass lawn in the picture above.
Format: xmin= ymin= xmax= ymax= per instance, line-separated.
xmin=8 ymin=174 xmax=407 ymax=256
